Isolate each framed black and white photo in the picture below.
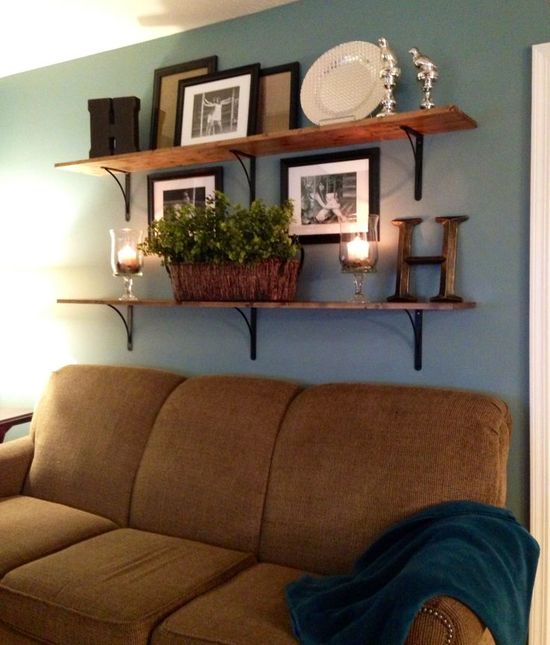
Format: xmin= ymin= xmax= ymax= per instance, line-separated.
xmin=149 ymin=56 xmax=218 ymax=150
xmin=281 ymin=148 xmax=380 ymax=243
xmin=174 ymin=64 xmax=260 ymax=146
xmin=147 ymin=167 xmax=223 ymax=224
xmin=257 ymin=62 xmax=300 ymax=134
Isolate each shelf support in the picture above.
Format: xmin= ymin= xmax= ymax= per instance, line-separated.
xmin=234 ymin=307 xmax=257 ymax=360
xmin=230 ymin=150 xmax=256 ymax=204
xmin=102 ymin=167 xmax=131 ymax=221
xmin=400 ymin=126 xmax=424 ymax=201
xmin=404 ymin=309 xmax=423 ymax=371
xmin=105 ymin=304 xmax=134 ymax=350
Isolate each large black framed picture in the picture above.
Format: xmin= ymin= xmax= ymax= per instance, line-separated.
xmin=281 ymin=148 xmax=381 ymax=243
xmin=174 ymin=64 xmax=260 ymax=146
xmin=149 ymin=56 xmax=218 ymax=150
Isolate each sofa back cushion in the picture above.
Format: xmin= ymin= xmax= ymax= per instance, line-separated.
xmin=24 ymin=365 xmax=184 ymax=525
xmin=130 ymin=375 xmax=301 ymax=553
xmin=259 ymin=383 xmax=511 ymax=575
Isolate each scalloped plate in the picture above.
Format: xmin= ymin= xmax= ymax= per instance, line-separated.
xmin=300 ymin=41 xmax=384 ymax=125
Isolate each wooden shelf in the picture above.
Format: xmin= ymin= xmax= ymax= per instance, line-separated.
xmin=57 ymin=299 xmax=475 ymax=310
xmin=57 ymin=298 xmax=476 ymax=370
xmin=55 ymin=106 xmax=476 ymax=177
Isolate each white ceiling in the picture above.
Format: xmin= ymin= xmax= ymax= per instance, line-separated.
xmin=0 ymin=0 xmax=299 ymax=79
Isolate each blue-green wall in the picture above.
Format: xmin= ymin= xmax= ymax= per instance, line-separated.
xmin=1 ymin=0 xmax=547 ymax=524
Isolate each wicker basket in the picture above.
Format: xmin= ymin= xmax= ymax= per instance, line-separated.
xmin=168 ymin=258 xmax=301 ymax=302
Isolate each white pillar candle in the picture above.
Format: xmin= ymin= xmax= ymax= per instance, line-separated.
xmin=117 ymin=244 xmax=140 ymax=272
xmin=347 ymin=235 xmax=370 ymax=262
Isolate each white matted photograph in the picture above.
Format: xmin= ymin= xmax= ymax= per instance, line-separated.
xmin=280 ymin=148 xmax=380 ymax=243
xmin=174 ymin=64 xmax=260 ymax=146
xmin=147 ymin=168 xmax=223 ymax=224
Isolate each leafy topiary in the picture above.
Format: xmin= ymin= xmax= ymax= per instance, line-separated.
xmin=140 ymin=191 xmax=300 ymax=266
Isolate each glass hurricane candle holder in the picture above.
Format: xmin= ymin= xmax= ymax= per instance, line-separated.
xmin=339 ymin=214 xmax=379 ymax=302
xmin=110 ymin=228 xmax=144 ymax=301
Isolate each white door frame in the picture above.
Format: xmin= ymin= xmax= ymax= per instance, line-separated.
xmin=529 ymin=42 xmax=550 ymax=645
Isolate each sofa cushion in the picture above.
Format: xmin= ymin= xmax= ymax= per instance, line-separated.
xmin=0 ymin=495 xmax=116 ymax=576
xmin=260 ymin=383 xmax=511 ymax=574
xmin=23 ymin=364 xmax=185 ymax=525
xmin=130 ymin=375 xmax=301 ymax=553
xmin=0 ymin=528 xmax=255 ymax=645
xmin=152 ymin=563 xmax=304 ymax=645
xmin=0 ymin=621 xmax=43 ymax=643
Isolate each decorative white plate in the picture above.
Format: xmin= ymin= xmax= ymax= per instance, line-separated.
xmin=300 ymin=41 xmax=384 ymax=125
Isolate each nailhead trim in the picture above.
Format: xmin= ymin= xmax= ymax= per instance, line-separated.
xmin=420 ymin=605 xmax=455 ymax=644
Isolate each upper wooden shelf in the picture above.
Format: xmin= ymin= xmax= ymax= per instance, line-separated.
xmin=55 ymin=105 xmax=477 ymax=177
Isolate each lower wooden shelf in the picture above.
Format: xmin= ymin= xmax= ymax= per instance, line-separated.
xmin=57 ymin=299 xmax=476 ymax=371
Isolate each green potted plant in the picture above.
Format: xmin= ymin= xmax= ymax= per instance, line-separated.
xmin=140 ymin=191 xmax=302 ymax=301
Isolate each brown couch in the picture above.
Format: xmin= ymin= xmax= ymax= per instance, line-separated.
xmin=0 ymin=364 xmax=510 ymax=644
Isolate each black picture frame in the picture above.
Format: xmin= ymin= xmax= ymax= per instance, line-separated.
xmin=147 ymin=167 xmax=223 ymax=225
xmin=174 ymin=64 xmax=260 ymax=146
xmin=281 ymin=148 xmax=381 ymax=244
xmin=149 ymin=56 xmax=218 ymax=150
xmin=257 ymin=62 xmax=300 ymax=133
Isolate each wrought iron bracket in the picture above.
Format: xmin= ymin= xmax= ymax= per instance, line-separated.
xmin=230 ymin=150 xmax=256 ymax=204
xmin=234 ymin=307 xmax=257 ymax=360
xmin=106 ymin=304 xmax=134 ymax=350
xmin=102 ymin=167 xmax=131 ymax=221
xmin=404 ymin=309 xmax=423 ymax=371
xmin=400 ymin=126 xmax=424 ymax=201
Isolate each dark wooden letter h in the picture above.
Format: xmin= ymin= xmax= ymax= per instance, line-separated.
xmin=88 ymin=97 xmax=140 ymax=158
xmin=387 ymin=216 xmax=468 ymax=302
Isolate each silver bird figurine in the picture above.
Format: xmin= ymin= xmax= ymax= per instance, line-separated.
xmin=409 ymin=47 xmax=439 ymax=109
xmin=379 ymin=37 xmax=399 ymax=70
xmin=409 ymin=47 xmax=438 ymax=75
xmin=376 ymin=37 xmax=400 ymax=117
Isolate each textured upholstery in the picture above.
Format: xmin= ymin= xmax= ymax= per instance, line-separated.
xmin=0 ymin=496 xmax=116 ymax=576
xmin=23 ymin=364 xmax=184 ymax=525
xmin=0 ymin=622 xmax=42 ymax=644
xmin=259 ymin=383 xmax=510 ymax=574
xmin=0 ymin=437 xmax=33 ymax=498
xmin=130 ymin=375 xmax=301 ymax=552
xmin=152 ymin=563 xmax=304 ymax=645
xmin=0 ymin=528 xmax=255 ymax=645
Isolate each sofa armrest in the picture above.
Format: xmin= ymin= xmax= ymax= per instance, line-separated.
xmin=406 ymin=596 xmax=495 ymax=645
xmin=0 ymin=436 xmax=34 ymax=498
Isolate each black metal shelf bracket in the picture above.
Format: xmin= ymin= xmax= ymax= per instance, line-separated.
xmin=230 ymin=150 xmax=256 ymax=204
xmin=404 ymin=309 xmax=423 ymax=371
xmin=102 ymin=167 xmax=131 ymax=221
xmin=400 ymin=126 xmax=424 ymax=201
xmin=106 ymin=304 xmax=134 ymax=350
xmin=234 ymin=307 xmax=257 ymax=360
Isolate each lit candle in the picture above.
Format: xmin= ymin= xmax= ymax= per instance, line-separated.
xmin=347 ymin=235 xmax=370 ymax=262
xmin=116 ymin=244 xmax=140 ymax=273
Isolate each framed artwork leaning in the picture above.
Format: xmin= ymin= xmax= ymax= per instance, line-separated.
xmin=257 ymin=62 xmax=300 ymax=133
xmin=149 ymin=56 xmax=218 ymax=150
xmin=147 ymin=167 xmax=223 ymax=225
xmin=280 ymin=148 xmax=381 ymax=244
xmin=174 ymin=64 xmax=260 ymax=146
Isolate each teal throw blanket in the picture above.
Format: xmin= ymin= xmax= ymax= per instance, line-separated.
xmin=285 ymin=501 xmax=539 ymax=645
